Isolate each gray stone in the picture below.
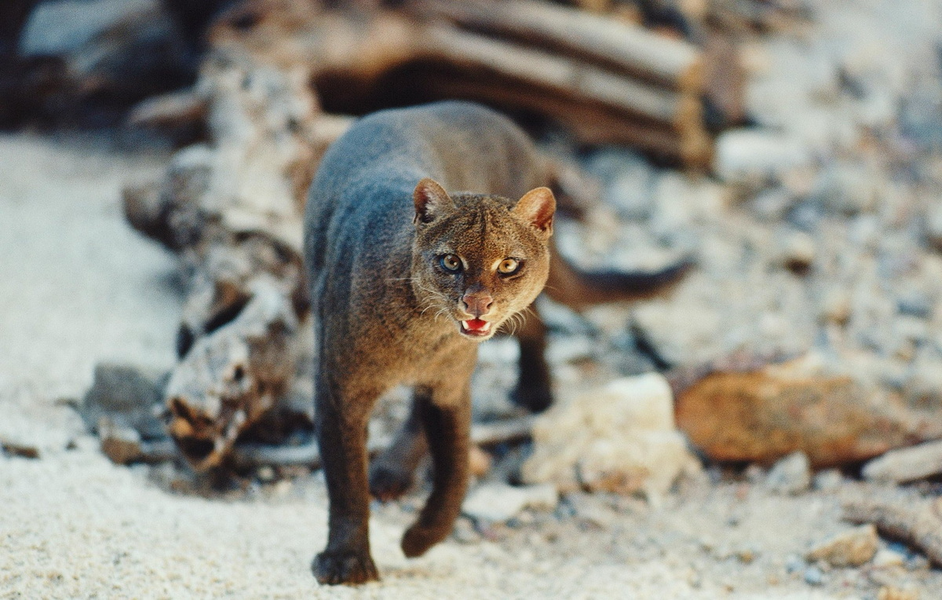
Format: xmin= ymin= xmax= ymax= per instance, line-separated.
xmin=803 ymin=566 xmax=824 ymax=586
xmin=806 ymin=524 xmax=879 ymax=567
xmin=521 ymin=374 xmax=701 ymax=498
xmin=812 ymin=469 xmax=844 ymax=491
xmin=80 ymin=363 xmax=168 ymax=440
xmin=714 ymin=129 xmax=812 ymax=184
xmin=811 ymin=162 xmax=884 ymax=215
xmin=926 ymin=204 xmax=942 ymax=251
xmin=765 ymin=451 xmax=811 ymax=495
xmin=462 ymin=483 xmax=558 ymax=523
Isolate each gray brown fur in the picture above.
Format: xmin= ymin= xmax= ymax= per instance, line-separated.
xmin=304 ymin=102 xmax=556 ymax=584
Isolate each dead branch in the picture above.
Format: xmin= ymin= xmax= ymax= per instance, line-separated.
xmin=412 ymin=0 xmax=704 ymax=91
xmin=844 ymin=498 xmax=942 ymax=567
xmin=224 ymin=416 xmax=536 ymax=470
xmin=862 ymin=439 xmax=942 ymax=484
xmin=165 ymin=280 xmax=299 ymax=470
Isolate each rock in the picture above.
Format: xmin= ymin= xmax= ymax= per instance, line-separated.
xmin=714 ymin=129 xmax=812 ymax=185
xmin=803 ymin=565 xmax=824 ymax=586
xmin=674 ymin=356 xmax=924 ymax=467
xmin=872 ymin=549 xmax=907 ymax=569
xmin=521 ymin=374 xmax=701 ymax=498
xmin=926 ymin=204 xmax=942 ymax=251
xmin=775 ymin=229 xmax=816 ymax=273
xmin=862 ymin=440 xmax=942 ymax=484
xmin=806 ymin=524 xmax=879 ymax=567
xmin=469 ymin=445 xmax=492 ymax=479
xmin=896 ymin=294 xmax=933 ymax=319
xmin=0 ymin=440 xmax=40 ymax=459
xmin=765 ymin=451 xmax=810 ymax=495
xmin=584 ymin=148 xmax=656 ymax=220
xmin=80 ymin=363 xmax=168 ymax=440
xmin=98 ymin=417 xmax=144 ymax=465
xmin=818 ymin=288 xmax=851 ymax=325
xmin=810 ymin=162 xmax=884 ymax=215
xmin=812 ymin=469 xmax=843 ymax=491
xmin=878 ymin=586 xmax=919 ymax=600
xmin=461 ymin=483 xmax=558 ymax=523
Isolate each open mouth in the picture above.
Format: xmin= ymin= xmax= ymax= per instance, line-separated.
xmin=460 ymin=318 xmax=492 ymax=338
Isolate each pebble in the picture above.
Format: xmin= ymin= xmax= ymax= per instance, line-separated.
xmin=927 ymin=204 xmax=942 ymax=251
xmin=872 ymin=548 xmax=907 ymax=569
xmin=878 ymin=586 xmax=919 ymax=600
xmin=765 ymin=451 xmax=811 ymax=495
xmin=812 ymin=469 xmax=844 ymax=491
xmin=461 ymin=483 xmax=558 ymax=523
xmin=819 ymin=289 xmax=852 ymax=325
xmin=806 ymin=524 xmax=879 ymax=567
xmin=896 ymin=294 xmax=933 ymax=319
xmin=811 ymin=162 xmax=883 ymax=215
xmin=776 ymin=230 xmax=816 ymax=273
xmin=803 ymin=565 xmax=824 ymax=586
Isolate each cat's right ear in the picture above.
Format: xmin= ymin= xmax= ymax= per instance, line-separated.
xmin=413 ymin=178 xmax=454 ymax=225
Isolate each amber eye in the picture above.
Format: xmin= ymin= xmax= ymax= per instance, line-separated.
xmin=497 ymin=258 xmax=521 ymax=275
xmin=440 ymin=254 xmax=463 ymax=273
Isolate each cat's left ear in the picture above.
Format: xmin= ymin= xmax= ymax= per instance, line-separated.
xmin=513 ymin=187 xmax=556 ymax=235
xmin=413 ymin=178 xmax=455 ymax=225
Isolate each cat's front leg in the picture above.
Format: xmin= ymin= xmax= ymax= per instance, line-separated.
xmin=400 ymin=379 xmax=472 ymax=558
xmin=312 ymin=375 xmax=380 ymax=585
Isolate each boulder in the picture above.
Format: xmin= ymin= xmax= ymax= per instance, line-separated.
xmin=521 ymin=374 xmax=700 ymax=498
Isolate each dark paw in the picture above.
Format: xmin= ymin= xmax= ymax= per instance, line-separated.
xmin=311 ymin=550 xmax=379 ymax=585
xmin=511 ymin=385 xmax=553 ymax=413
xmin=369 ymin=463 xmax=414 ymax=502
xmin=401 ymin=523 xmax=449 ymax=558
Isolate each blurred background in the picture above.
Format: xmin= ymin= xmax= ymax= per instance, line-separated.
xmin=2 ymin=1 xmax=942 ymax=597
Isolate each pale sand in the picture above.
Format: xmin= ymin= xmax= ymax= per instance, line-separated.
xmin=2 ymin=134 xmax=937 ymax=599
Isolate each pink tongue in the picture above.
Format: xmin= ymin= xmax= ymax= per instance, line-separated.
xmin=466 ymin=318 xmax=488 ymax=331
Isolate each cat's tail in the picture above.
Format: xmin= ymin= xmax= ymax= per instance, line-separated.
xmin=543 ymin=246 xmax=695 ymax=310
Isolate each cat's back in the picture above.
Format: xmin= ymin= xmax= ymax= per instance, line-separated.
xmin=304 ymin=102 xmax=543 ymax=274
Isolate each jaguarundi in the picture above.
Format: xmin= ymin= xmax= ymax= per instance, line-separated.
xmin=304 ymin=101 xmax=689 ymax=584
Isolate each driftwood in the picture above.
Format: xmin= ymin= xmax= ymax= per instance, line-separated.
xmin=673 ymin=356 xmax=942 ymax=467
xmin=165 ymin=280 xmax=298 ymax=470
xmin=844 ymin=497 xmax=942 ymax=568
xmin=412 ymin=0 xmax=703 ymax=90
xmin=199 ymin=0 xmax=715 ymax=166
xmin=862 ymin=439 xmax=942 ymax=484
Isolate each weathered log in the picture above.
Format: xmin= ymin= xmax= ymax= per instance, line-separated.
xmin=412 ymin=0 xmax=704 ymax=91
xmin=844 ymin=497 xmax=942 ymax=568
xmin=418 ymin=23 xmax=702 ymax=129
xmin=205 ymin=0 xmax=712 ymax=166
xmin=862 ymin=439 xmax=942 ymax=484
xmin=228 ymin=415 xmax=536 ymax=470
xmin=165 ymin=280 xmax=298 ymax=470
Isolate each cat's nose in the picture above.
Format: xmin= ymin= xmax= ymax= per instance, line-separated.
xmin=462 ymin=292 xmax=493 ymax=318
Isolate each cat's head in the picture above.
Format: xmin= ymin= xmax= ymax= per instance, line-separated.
xmin=410 ymin=178 xmax=555 ymax=341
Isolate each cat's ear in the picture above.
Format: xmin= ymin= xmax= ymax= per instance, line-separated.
xmin=413 ymin=178 xmax=455 ymax=225
xmin=513 ymin=187 xmax=556 ymax=235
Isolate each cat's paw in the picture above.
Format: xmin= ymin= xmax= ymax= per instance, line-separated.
xmin=369 ymin=463 xmax=414 ymax=502
xmin=311 ymin=550 xmax=379 ymax=585
xmin=511 ymin=384 xmax=553 ymax=413
xmin=400 ymin=522 xmax=449 ymax=558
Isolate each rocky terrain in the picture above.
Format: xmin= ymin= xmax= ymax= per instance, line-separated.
xmin=3 ymin=0 xmax=942 ymax=598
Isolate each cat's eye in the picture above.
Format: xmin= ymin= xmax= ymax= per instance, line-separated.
xmin=440 ymin=254 xmax=463 ymax=273
xmin=497 ymin=258 xmax=521 ymax=275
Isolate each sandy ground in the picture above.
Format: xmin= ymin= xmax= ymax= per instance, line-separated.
xmin=2 ymin=134 xmax=941 ymax=599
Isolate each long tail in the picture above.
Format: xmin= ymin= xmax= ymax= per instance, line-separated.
xmin=543 ymin=245 xmax=695 ymax=310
